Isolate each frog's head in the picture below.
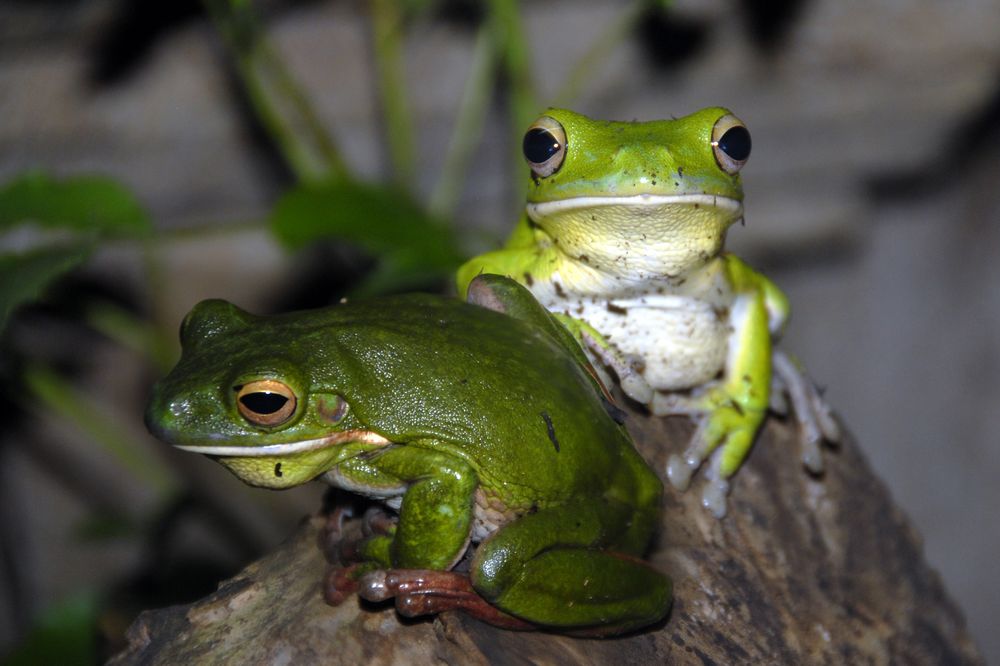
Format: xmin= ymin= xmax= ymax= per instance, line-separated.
xmin=521 ymin=107 xmax=751 ymax=278
xmin=145 ymin=299 xmax=388 ymax=489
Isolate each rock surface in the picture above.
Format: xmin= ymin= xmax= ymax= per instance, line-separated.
xmin=110 ymin=410 xmax=984 ymax=664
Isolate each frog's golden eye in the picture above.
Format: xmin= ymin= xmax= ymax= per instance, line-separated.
xmin=523 ymin=116 xmax=567 ymax=178
xmin=711 ymin=114 xmax=751 ymax=175
xmin=236 ymin=379 xmax=297 ymax=427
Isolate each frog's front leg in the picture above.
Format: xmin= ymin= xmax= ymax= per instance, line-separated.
xmin=468 ymin=499 xmax=671 ymax=635
xmin=323 ymin=446 xmax=477 ymax=606
xmin=552 ymin=313 xmax=654 ymax=404
xmin=660 ymin=289 xmax=772 ymax=518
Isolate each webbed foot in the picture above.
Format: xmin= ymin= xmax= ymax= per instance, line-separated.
xmin=662 ymin=391 xmax=762 ymax=518
xmin=358 ymin=569 xmax=534 ymax=630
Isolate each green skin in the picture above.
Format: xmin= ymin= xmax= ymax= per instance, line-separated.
xmin=457 ymin=107 xmax=793 ymax=517
xmin=146 ymin=275 xmax=669 ymax=635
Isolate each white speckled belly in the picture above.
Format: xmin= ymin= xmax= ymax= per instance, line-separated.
xmin=567 ymin=294 xmax=731 ymax=390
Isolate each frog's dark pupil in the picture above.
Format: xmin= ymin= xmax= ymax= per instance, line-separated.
xmin=719 ymin=126 xmax=751 ymax=161
xmin=523 ymin=128 xmax=561 ymax=164
xmin=240 ymin=391 xmax=288 ymax=414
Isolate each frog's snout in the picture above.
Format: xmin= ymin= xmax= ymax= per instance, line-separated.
xmin=144 ymin=383 xmax=187 ymax=444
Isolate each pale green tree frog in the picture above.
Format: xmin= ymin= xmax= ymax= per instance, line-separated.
xmin=457 ymin=108 xmax=839 ymax=517
xmin=145 ymin=275 xmax=670 ymax=635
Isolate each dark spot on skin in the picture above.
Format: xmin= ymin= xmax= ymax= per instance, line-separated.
xmin=578 ymin=254 xmax=590 ymax=263
xmin=693 ymin=203 xmax=700 ymax=209
xmin=677 ymin=166 xmax=684 ymax=177
xmin=742 ymin=374 xmax=752 ymax=383
xmin=674 ymin=182 xmax=680 ymax=187
xmin=606 ymin=302 xmax=628 ymax=316
xmin=540 ymin=411 xmax=559 ymax=452
xmin=553 ymin=281 xmax=567 ymax=298
xmin=459 ymin=378 xmax=468 ymax=384
xmin=590 ymin=215 xmax=597 ymax=221
xmin=523 ymin=272 xmax=534 ymax=286
xmin=274 ymin=462 xmax=283 ymax=477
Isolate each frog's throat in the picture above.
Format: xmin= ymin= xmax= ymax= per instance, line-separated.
xmin=173 ymin=429 xmax=391 ymax=457
xmin=526 ymin=193 xmax=742 ymax=218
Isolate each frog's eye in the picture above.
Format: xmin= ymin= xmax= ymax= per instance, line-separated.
xmin=711 ymin=114 xmax=751 ymax=175
xmin=236 ymin=379 xmax=297 ymax=427
xmin=523 ymin=116 xmax=567 ymax=178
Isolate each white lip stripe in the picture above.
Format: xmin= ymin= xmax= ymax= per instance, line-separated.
xmin=174 ymin=430 xmax=391 ymax=457
xmin=527 ymin=193 xmax=741 ymax=217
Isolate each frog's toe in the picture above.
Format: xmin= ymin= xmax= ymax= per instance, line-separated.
xmin=620 ymin=371 xmax=654 ymax=404
xmin=701 ymin=448 xmax=733 ymax=518
xmin=651 ymin=391 xmax=699 ymax=416
xmin=357 ymin=568 xmax=535 ymax=629
xmin=665 ymin=415 xmax=724 ymax=490
xmin=666 ymin=453 xmax=696 ymax=490
xmin=323 ymin=564 xmax=362 ymax=606
xmin=580 ymin=331 xmax=654 ymax=404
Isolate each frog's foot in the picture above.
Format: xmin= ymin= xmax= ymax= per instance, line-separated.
xmin=323 ymin=563 xmax=365 ymax=606
xmin=322 ymin=505 xmax=397 ymax=566
xmin=663 ymin=390 xmax=764 ymax=518
xmin=358 ymin=569 xmax=534 ymax=631
xmin=579 ymin=330 xmax=653 ymax=404
xmin=772 ymin=350 xmax=841 ymax=473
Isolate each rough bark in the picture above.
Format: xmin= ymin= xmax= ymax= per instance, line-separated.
xmin=110 ymin=411 xmax=984 ymax=665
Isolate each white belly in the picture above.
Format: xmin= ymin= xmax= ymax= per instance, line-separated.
xmin=566 ymin=294 xmax=731 ymax=390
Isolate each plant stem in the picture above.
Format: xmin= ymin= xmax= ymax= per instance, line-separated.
xmin=429 ymin=23 xmax=496 ymax=220
xmin=370 ymin=0 xmax=416 ymax=188
xmin=85 ymin=301 xmax=175 ymax=375
xmin=553 ymin=0 xmax=648 ymax=106
xmin=487 ymin=0 xmax=537 ymax=203
xmin=203 ymin=0 xmax=348 ymax=183
xmin=22 ymin=364 xmax=179 ymax=500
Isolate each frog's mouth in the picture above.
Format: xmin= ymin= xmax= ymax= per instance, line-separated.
xmin=172 ymin=429 xmax=391 ymax=457
xmin=527 ymin=193 xmax=742 ymax=219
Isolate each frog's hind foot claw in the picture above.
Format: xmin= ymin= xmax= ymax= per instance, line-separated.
xmin=358 ymin=569 xmax=534 ymax=630
xmin=772 ymin=350 xmax=840 ymax=473
xmin=319 ymin=505 xmax=356 ymax=563
xmin=323 ymin=563 xmax=363 ymax=606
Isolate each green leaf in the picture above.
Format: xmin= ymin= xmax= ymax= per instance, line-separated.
xmin=269 ymin=181 xmax=464 ymax=294
xmin=1 ymin=591 xmax=99 ymax=666
xmin=0 ymin=171 xmax=152 ymax=238
xmin=0 ymin=243 xmax=92 ymax=332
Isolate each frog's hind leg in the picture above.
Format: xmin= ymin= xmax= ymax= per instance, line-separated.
xmin=772 ymin=350 xmax=841 ymax=472
xmin=469 ymin=500 xmax=671 ymax=635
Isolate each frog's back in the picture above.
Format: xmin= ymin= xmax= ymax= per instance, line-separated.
xmin=288 ymin=294 xmax=649 ymax=504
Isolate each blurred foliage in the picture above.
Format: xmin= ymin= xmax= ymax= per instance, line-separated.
xmin=1 ymin=593 xmax=99 ymax=666
xmin=0 ymin=0 xmax=679 ymax=662
xmin=270 ymin=182 xmax=464 ymax=295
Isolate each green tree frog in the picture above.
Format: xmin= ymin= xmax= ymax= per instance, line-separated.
xmin=457 ymin=108 xmax=839 ymax=517
xmin=145 ymin=275 xmax=670 ymax=635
